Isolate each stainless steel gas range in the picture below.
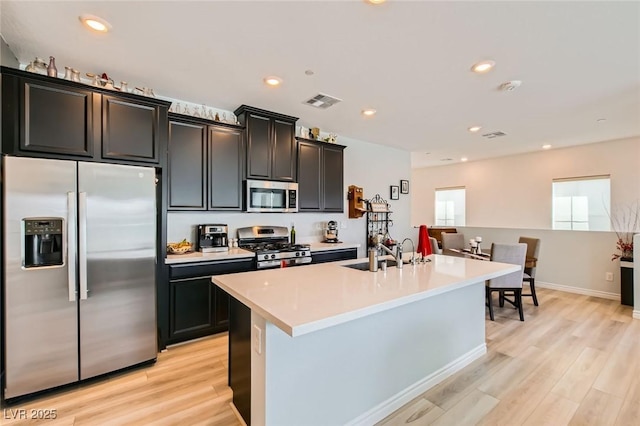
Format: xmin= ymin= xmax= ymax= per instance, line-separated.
xmin=237 ymin=226 xmax=311 ymax=269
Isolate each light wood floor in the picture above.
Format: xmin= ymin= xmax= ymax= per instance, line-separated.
xmin=2 ymin=288 xmax=638 ymax=425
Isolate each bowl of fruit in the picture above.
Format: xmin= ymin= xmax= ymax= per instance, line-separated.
xmin=167 ymin=239 xmax=193 ymax=254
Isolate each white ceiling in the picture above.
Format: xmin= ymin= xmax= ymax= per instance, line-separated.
xmin=1 ymin=1 xmax=639 ymax=168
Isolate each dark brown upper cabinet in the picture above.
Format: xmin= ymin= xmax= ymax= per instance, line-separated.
xmin=168 ymin=118 xmax=207 ymax=210
xmin=234 ymin=105 xmax=298 ymax=182
xmin=296 ymin=137 xmax=346 ymax=212
xmin=168 ymin=113 xmax=244 ymax=211
xmin=1 ymin=66 xmax=169 ymax=165
xmin=208 ymin=125 xmax=244 ymax=210
xmin=102 ymin=95 xmax=160 ymax=164
xmin=19 ymin=79 xmax=95 ymax=157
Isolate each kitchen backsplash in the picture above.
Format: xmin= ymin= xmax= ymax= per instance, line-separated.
xmin=167 ymin=211 xmax=366 ymax=247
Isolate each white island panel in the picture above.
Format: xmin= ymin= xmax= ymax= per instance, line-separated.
xmin=253 ymin=279 xmax=486 ymax=426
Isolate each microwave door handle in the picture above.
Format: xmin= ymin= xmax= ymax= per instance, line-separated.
xmin=67 ymin=192 xmax=77 ymax=302
xmin=79 ymin=192 xmax=89 ymax=300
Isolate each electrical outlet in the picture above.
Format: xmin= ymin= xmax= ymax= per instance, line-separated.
xmin=605 ymin=272 xmax=614 ymax=282
xmin=252 ymin=324 xmax=262 ymax=355
xmin=340 ymin=221 xmax=347 ymax=229
xmin=316 ymin=222 xmax=323 ymax=230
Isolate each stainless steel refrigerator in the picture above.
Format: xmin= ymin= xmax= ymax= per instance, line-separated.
xmin=3 ymin=156 xmax=157 ymax=399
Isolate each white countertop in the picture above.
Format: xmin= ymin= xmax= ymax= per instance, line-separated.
xmin=165 ymin=248 xmax=255 ymax=264
xmin=212 ymin=254 xmax=520 ymax=337
xmin=165 ymin=242 xmax=360 ymax=264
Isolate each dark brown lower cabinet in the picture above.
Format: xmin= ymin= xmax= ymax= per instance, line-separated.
xmin=311 ymin=247 xmax=358 ymax=264
xmin=167 ymin=258 xmax=253 ymax=345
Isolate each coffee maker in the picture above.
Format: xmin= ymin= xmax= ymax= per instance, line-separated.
xmin=324 ymin=221 xmax=339 ymax=243
xmin=196 ymin=224 xmax=229 ymax=253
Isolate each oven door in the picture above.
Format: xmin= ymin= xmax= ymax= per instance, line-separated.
xmin=246 ymin=180 xmax=298 ymax=213
xmin=257 ymin=257 xmax=312 ymax=269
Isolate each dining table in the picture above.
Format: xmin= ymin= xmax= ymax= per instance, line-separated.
xmin=445 ymin=248 xmax=491 ymax=261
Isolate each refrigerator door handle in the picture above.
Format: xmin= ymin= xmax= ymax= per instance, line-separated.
xmin=67 ymin=192 xmax=77 ymax=302
xmin=79 ymin=191 xmax=89 ymax=300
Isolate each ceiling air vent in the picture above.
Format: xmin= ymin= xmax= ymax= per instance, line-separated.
xmin=303 ymin=93 xmax=342 ymax=109
xmin=482 ymin=131 xmax=507 ymax=139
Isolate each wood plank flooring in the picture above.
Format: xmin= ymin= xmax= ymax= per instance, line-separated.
xmin=2 ymin=288 xmax=638 ymax=425
xmin=378 ymin=289 xmax=640 ymax=426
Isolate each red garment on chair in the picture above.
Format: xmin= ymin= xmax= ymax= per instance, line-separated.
xmin=416 ymin=225 xmax=432 ymax=256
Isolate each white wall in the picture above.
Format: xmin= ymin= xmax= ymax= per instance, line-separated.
xmin=168 ymin=135 xmax=413 ymax=258
xmin=411 ymin=137 xmax=640 ymax=296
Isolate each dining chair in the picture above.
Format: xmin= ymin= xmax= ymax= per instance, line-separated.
xmin=441 ymin=232 xmax=465 ymax=251
xmin=429 ymin=237 xmax=442 ymax=255
xmin=518 ymin=237 xmax=541 ymax=306
xmin=486 ymin=243 xmax=527 ymax=321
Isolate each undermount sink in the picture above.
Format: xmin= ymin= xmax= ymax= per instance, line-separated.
xmin=342 ymin=260 xmax=398 ymax=271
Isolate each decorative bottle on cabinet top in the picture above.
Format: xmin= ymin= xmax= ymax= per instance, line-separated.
xmin=47 ymin=56 xmax=57 ymax=77
xmin=290 ymin=226 xmax=296 ymax=244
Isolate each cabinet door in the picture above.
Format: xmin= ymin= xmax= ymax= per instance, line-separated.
xmin=102 ymin=95 xmax=159 ymax=163
xmin=272 ymin=119 xmax=296 ymax=181
xmin=20 ymin=79 xmax=94 ymax=157
xmin=297 ymin=141 xmax=322 ymax=211
xmin=246 ymin=114 xmax=271 ymax=179
xmin=208 ymin=126 xmax=243 ymax=210
xmin=168 ymin=277 xmax=215 ymax=343
xmin=168 ymin=120 xmax=207 ymax=210
xmin=322 ymin=145 xmax=345 ymax=212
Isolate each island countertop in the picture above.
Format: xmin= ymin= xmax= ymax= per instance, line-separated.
xmin=212 ymin=254 xmax=519 ymax=337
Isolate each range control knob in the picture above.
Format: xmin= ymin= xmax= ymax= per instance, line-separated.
xmin=271 ymin=254 xmax=276 ymax=259
xmin=295 ymin=252 xmax=300 ymax=257
xmin=263 ymin=254 xmax=269 ymax=260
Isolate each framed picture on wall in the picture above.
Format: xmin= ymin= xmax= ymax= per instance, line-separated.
xmin=400 ymin=180 xmax=409 ymax=194
xmin=390 ymin=185 xmax=399 ymax=200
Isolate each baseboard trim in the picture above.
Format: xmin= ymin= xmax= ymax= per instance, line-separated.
xmin=346 ymin=344 xmax=487 ymax=426
xmin=537 ymin=281 xmax=619 ymax=301
xmin=633 ymin=310 xmax=640 ymax=320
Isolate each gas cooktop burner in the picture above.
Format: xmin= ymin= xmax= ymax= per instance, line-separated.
xmin=241 ymin=242 xmax=310 ymax=253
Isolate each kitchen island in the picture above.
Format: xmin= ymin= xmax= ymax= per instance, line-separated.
xmin=212 ymin=254 xmax=519 ymax=426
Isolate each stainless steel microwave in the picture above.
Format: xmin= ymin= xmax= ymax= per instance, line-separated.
xmin=245 ymin=180 xmax=298 ymax=213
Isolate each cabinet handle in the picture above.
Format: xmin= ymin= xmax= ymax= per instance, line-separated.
xmin=79 ymin=192 xmax=89 ymax=300
xmin=67 ymin=192 xmax=77 ymax=302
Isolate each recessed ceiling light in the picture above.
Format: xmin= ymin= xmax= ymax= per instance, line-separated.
xmin=461 ymin=157 xmax=468 ymax=162
xmin=361 ymin=109 xmax=377 ymax=117
xmin=542 ymin=144 xmax=552 ymax=150
xmin=304 ymin=70 xmax=314 ymax=76
xmin=596 ymin=118 xmax=607 ymax=123
xmin=365 ymin=0 xmax=387 ymax=4
xmin=468 ymin=126 xmax=482 ymax=133
xmin=263 ymin=76 xmax=283 ymax=87
xmin=471 ymin=60 xmax=495 ymax=73
xmin=79 ymin=14 xmax=111 ymax=33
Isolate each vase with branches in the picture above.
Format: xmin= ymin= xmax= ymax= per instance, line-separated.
xmin=609 ymin=200 xmax=639 ymax=261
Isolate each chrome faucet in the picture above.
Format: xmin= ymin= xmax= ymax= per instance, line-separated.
xmin=401 ymin=238 xmax=417 ymax=264
xmin=376 ymin=241 xmax=404 ymax=269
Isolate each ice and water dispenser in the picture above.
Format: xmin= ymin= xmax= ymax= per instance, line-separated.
xmin=23 ymin=218 xmax=64 ymax=268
